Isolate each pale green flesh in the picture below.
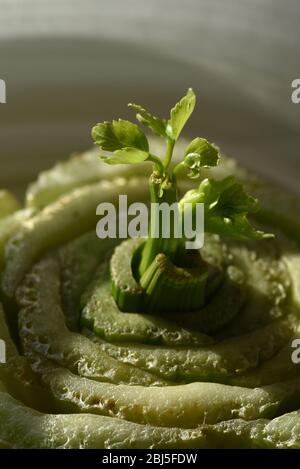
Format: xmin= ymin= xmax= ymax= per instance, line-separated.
xmin=17 ymin=256 xmax=166 ymax=387
xmin=27 ymin=359 xmax=300 ymax=428
xmin=0 ymin=209 xmax=33 ymax=269
xmin=59 ymin=231 xmax=119 ymax=331
xmin=0 ymin=391 xmax=300 ymax=448
xmin=0 ymin=149 xmax=300 ymax=448
xmin=81 ymin=261 xmax=213 ymax=347
xmin=1 ymin=177 xmax=149 ymax=298
xmin=0 ymin=304 xmax=50 ymax=411
xmin=16 ymin=230 xmax=294 ymax=386
xmin=83 ymin=321 xmax=292 ymax=384
xmin=0 ymin=191 xmax=20 ymax=219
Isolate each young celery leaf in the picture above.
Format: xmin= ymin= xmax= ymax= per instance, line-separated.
xmin=92 ymin=119 xmax=149 ymax=152
xmin=206 ymin=213 xmax=269 ymax=240
xmin=128 ymin=103 xmax=167 ymax=138
xmin=166 ymin=88 xmax=196 ymax=141
xmin=101 ymin=147 xmax=149 ymax=165
xmin=183 ymin=138 xmax=220 ymax=178
xmin=200 ymin=177 xmax=258 ymax=215
xmin=179 ymin=176 xmax=273 ymax=240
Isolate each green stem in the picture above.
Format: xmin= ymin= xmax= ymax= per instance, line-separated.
xmin=139 ymin=252 xmax=209 ymax=313
xmin=138 ymin=173 xmax=182 ymax=277
xmin=163 ymin=139 xmax=175 ymax=170
xmin=148 ymin=154 xmax=165 ymax=175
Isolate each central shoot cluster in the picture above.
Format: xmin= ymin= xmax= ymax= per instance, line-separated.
xmin=92 ymin=89 xmax=270 ymax=314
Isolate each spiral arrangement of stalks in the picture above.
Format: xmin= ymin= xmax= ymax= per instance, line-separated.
xmin=1 ymin=145 xmax=300 ymax=449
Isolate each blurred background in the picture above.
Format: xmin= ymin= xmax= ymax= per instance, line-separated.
xmin=0 ymin=0 xmax=299 ymax=196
